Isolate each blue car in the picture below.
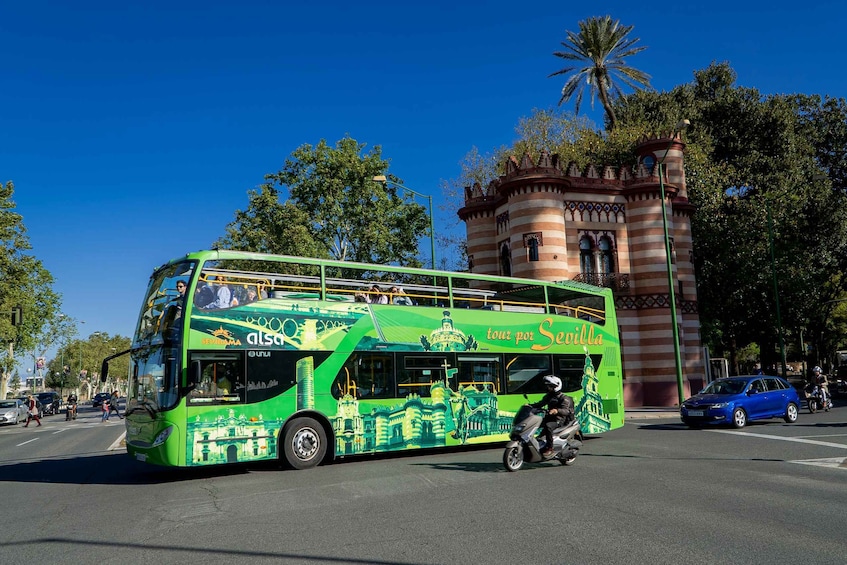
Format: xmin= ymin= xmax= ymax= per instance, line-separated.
xmin=680 ymin=375 xmax=800 ymax=428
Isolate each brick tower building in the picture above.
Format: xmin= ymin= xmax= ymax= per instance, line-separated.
xmin=457 ymin=132 xmax=705 ymax=407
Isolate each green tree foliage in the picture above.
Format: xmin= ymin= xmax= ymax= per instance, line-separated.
xmin=47 ymin=332 xmax=131 ymax=394
xmin=216 ymin=136 xmax=431 ymax=269
xmin=549 ymin=15 xmax=652 ymax=129
xmin=450 ymin=61 xmax=847 ymax=373
xmin=0 ymin=181 xmax=63 ymax=398
xmin=614 ymin=63 xmax=847 ymax=371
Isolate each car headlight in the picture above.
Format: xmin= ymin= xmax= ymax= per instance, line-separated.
xmin=711 ymin=402 xmax=729 ymax=409
xmin=151 ymin=426 xmax=174 ymax=447
xmin=1 ymin=411 xmax=14 ymax=419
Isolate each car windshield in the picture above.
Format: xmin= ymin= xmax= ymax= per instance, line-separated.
xmin=0 ymin=401 xmax=16 ymax=408
xmin=702 ymin=379 xmax=748 ymax=395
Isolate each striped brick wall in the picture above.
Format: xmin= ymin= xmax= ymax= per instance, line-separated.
xmin=457 ymin=135 xmax=706 ymax=406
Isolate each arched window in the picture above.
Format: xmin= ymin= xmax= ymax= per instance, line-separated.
xmin=641 ymin=154 xmax=656 ymax=173
xmin=579 ymin=236 xmax=594 ymax=275
xmin=599 ymin=236 xmax=615 ymax=274
xmin=500 ymin=244 xmax=511 ymax=277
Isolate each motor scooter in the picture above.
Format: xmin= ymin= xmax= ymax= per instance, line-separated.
xmin=502 ymin=403 xmax=582 ymax=472
xmin=65 ymin=401 xmax=77 ymax=421
xmin=805 ymin=383 xmax=832 ymax=413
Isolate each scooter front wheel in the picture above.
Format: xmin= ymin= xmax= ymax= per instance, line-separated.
xmin=503 ymin=445 xmax=524 ymax=472
xmin=560 ymin=450 xmax=577 ymax=466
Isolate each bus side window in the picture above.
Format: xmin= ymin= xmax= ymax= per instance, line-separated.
xmin=187 ymin=354 xmax=245 ymax=404
xmin=332 ymin=354 xmax=394 ymax=399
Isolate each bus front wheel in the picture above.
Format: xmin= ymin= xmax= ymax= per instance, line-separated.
xmin=282 ymin=417 xmax=327 ymax=470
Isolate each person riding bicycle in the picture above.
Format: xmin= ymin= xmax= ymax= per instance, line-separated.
xmin=531 ymin=376 xmax=575 ymax=457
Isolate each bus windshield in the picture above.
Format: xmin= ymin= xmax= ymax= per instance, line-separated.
xmin=135 ymin=260 xmax=197 ymax=344
xmin=127 ymin=346 xmax=180 ymax=414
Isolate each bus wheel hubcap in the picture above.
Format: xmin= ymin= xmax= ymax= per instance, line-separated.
xmin=292 ymin=427 xmax=319 ymax=460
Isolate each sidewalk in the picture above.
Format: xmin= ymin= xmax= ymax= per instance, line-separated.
xmin=625 ymin=406 xmax=680 ymax=420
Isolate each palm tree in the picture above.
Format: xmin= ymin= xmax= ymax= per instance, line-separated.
xmin=549 ymin=15 xmax=651 ymax=129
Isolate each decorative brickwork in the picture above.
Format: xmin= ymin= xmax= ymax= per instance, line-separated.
xmin=457 ymin=135 xmax=704 ymax=407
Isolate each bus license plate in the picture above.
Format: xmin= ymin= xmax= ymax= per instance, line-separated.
xmin=687 ymin=410 xmax=704 ymax=417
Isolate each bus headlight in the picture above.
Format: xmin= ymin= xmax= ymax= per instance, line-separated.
xmin=152 ymin=426 xmax=174 ymax=447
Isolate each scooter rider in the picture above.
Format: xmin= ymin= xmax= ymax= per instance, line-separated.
xmin=531 ymin=376 xmax=574 ymax=457
xmin=66 ymin=392 xmax=78 ymax=421
xmin=812 ymin=366 xmax=830 ymax=407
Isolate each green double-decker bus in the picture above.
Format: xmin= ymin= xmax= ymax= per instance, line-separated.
xmin=103 ymin=249 xmax=624 ymax=470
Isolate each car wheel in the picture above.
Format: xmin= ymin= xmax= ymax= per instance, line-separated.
xmin=784 ymin=402 xmax=799 ymax=423
xmin=732 ymin=407 xmax=747 ymax=428
xmin=282 ymin=417 xmax=327 ymax=470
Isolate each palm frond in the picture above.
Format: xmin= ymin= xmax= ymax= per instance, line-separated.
xmin=548 ymin=15 xmax=651 ymax=126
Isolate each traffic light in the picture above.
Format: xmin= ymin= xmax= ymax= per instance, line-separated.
xmin=10 ymin=305 xmax=22 ymax=326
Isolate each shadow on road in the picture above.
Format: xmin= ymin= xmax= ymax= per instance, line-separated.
xmin=0 ymin=453 xmax=277 ymax=486
xmin=1 ymin=537 xmax=415 ymax=565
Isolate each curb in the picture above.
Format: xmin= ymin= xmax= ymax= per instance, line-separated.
xmin=625 ymin=409 xmax=679 ymax=420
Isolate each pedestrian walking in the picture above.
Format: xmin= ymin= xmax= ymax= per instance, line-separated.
xmin=108 ymin=390 xmax=123 ymax=419
xmin=101 ymin=396 xmax=110 ymax=422
xmin=24 ymin=394 xmax=42 ymax=427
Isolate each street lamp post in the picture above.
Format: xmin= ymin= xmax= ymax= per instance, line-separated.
xmin=77 ymin=321 xmax=86 ymax=374
xmin=373 ymin=175 xmax=436 ymax=270
xmin=658 ymin=119 xmax=690 ymax=406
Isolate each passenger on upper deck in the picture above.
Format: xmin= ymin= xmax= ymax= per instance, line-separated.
xmin=391 ymin=286 xmax=414 ymax=306
xmin=202 ymin=276 xmax=233 ymax=309
xmin=370 ymin=285 xmax=388 ymax=304
xmin=194 ymin=281 xmax=214 ymax=308
xmin=243 ymin=287 xmax=259 ymax=304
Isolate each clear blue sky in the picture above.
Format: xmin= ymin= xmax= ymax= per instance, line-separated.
xmin=3 ymin=0 xmax=845 ymax=367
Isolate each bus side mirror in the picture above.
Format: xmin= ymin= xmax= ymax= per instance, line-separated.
xmin=100 ymin=361 xmax=109 ymax=383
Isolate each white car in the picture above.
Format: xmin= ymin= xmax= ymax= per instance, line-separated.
xmin=0 ymin=399 xmax=29 ymax=425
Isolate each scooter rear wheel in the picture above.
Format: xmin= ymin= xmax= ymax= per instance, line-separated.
xmin=503 ymin=445 xmax=524 ymax=472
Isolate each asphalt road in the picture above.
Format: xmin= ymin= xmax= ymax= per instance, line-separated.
xmin=1 ymin=403 xmax=846 ymax=565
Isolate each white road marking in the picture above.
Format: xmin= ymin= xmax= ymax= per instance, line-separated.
xmin=16 ymin=438 xmax=39 ymax=447
xmin=792 ymin=457 xmax=847 ymax=469
xmin=707 ymin=429 xmax=847 ymax=449
xmin=108 ymin=431 xmax=127 ymax=451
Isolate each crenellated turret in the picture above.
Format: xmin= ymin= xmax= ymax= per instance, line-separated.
xmin=457 ymin=134 xmax=704 ymax=407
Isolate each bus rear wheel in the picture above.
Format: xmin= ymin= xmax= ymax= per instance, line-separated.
xmin=282 ymin=417 xmax=327 ymax=470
